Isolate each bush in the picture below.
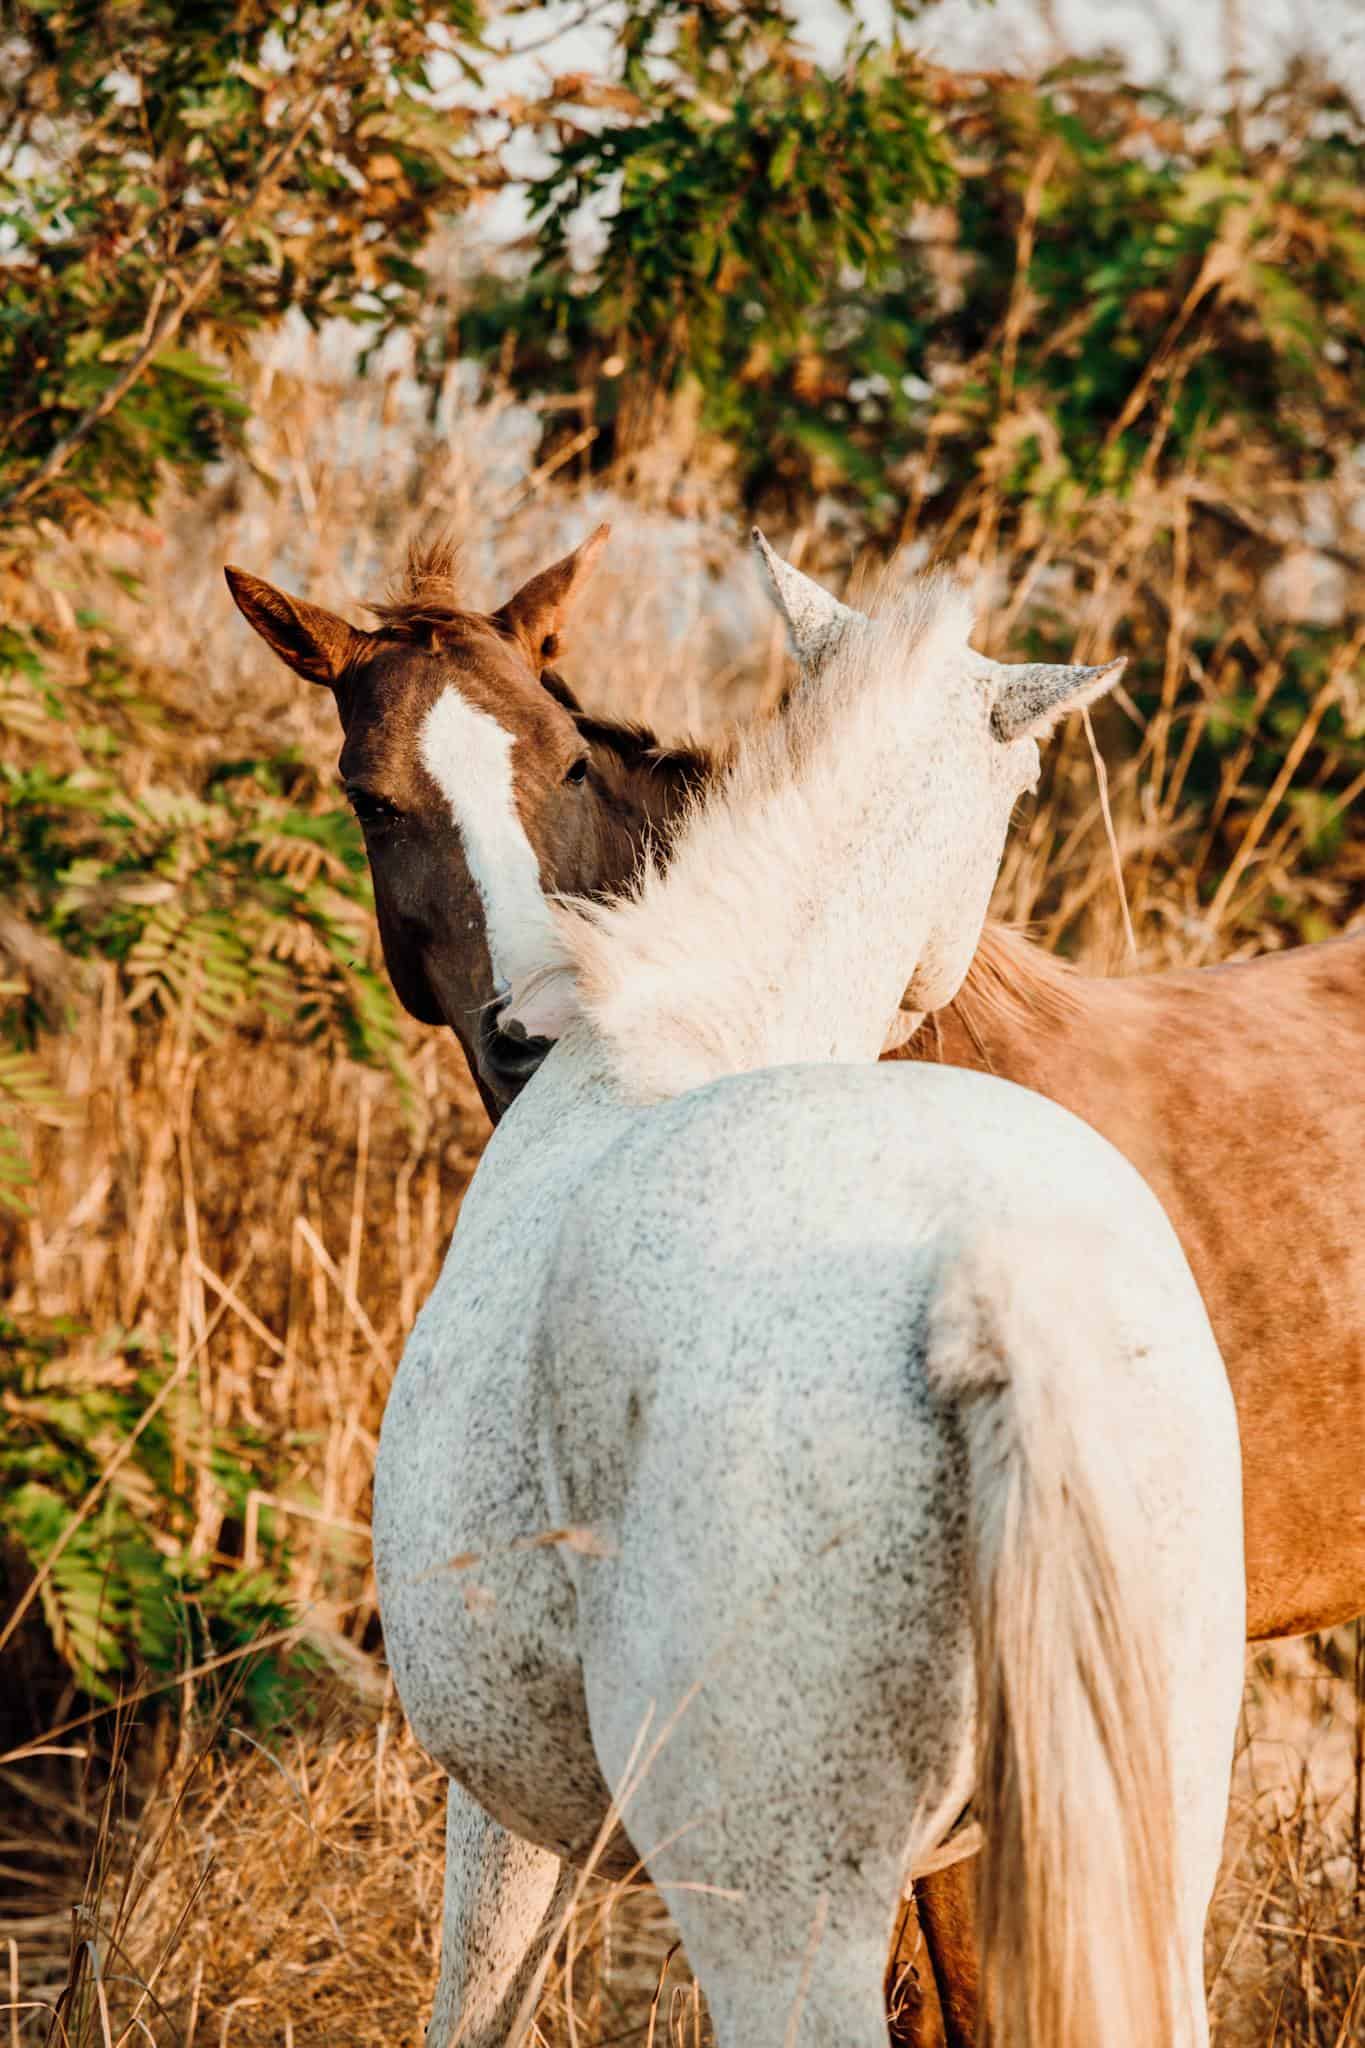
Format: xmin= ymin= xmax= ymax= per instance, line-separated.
xmin=1 ymin=1312 xmax=303 ymax=1724
xmin=470 ymin=61 xmax=1365 ymax=524
xmin=0 ymin=614 xmax=408 ymax=1211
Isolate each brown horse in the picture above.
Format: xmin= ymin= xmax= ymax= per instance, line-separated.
xmin=225 ymin=530 xmax=712 ymax=1123
xmin=228 ymin=537 xmax=1365 ymax=2048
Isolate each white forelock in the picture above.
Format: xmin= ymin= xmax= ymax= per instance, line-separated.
xmin=535 ymin=573 xmax=1012 ymax=1100
xmin=420 ymin=687 xmax=560 ymax=993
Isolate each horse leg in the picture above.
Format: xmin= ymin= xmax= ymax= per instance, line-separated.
xmin=655 ymin=1865 xmax=895 ymax=2048
xmin=578 ymin=1609 xmax=971 ymax=2048
xmin=424 ymin=1779 xmax=575 ymax=2048
xmin=912 ymin=1861 xmax=978 ymax=2046
xmin=884 ymin=1889 xmax=947 ymax=2048
xmin=1166 ymin=1630 xmax=1246 ymax=2048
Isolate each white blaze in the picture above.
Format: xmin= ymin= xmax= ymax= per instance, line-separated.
xmin=420 ymin=688 xmax=559 ymax=991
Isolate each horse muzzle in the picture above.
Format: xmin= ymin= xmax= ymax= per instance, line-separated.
xmin=476 ymin=998 xmax=555 ymax=1106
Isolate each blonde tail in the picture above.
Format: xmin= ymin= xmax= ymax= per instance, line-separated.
xmin=930 ymin=1230 xmax=1180 ymax=2048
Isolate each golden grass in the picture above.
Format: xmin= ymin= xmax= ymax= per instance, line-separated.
xmin=6 ymin=1678 xmax=1360 ymax=2047
xmin=3 ymin=339 xmax=1364 ymax=2045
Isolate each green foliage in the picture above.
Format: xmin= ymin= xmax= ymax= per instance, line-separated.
xmin=0 ymin=1311 xmax=304 ymax=1722
xmin=0 ymin=0 xmax=949 ymax=530
xmin=0 ymin=0 xmax=490 ymax=527
xmin=0 ymin=980 xmax=68 ymax=1213
xmin=0 ymin=617 xmax=410 ymax=1196
xmin=528 ymin=32 xmax=951 ymax=387
xmin=905 ymin=67 xmax=1365 ymax=518
xmin=470 ymin=61 xmax=1365 ymax=517
xmin=461 ymin=17 xmax=953 ymax=493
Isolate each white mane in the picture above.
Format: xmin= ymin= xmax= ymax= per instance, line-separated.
xmin=521 ymin=571 xmax=981 ymax=1103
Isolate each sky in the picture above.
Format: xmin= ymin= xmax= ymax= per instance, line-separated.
xmin=465 ymin=0 xmax=1365 ymax=252
xmin=799 ymin=0 xmax=1220 ymax=69
xmin=484 ymin=0 xmax=1365 ymax=98
xmin=807 ymin=0 xmax=1365 ymax=91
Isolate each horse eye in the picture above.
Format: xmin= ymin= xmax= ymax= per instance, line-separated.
xmin=564 ymin=757 xmax=589 ymax=787
xmin=346 ymin=785 xmax=401 ymax=827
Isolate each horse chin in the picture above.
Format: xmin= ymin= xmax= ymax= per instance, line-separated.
xmin=882 ymin=1007 xmax=924 ymax=1054
xmin=474 ymin=1039 xmax=554 ymax=1119
xmin=378 ymin=933 xmax=447 ymax=1030
xmin=471 ymin=1065 xmax=509 ymax=1126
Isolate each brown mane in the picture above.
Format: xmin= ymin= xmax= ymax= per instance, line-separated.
xmin=575 ymin=712 xmax=720 ymax=796
xmin=954 ymin=921 xmax=1080 ymax=1031
xmin=539 ymin=668 xmax=720 ymax=798
xmin=904 ymin=922 xmax=1080 ymax=1067
xmin=365 ymin=538 xmax=465 ymax=637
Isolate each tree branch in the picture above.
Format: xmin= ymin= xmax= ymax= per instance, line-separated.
xmin=0 ymin=2 xmax=366 ymax=523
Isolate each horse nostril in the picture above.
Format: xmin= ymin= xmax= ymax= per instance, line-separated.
xmin=488 ymin=1025 xmax=547 ymax=1071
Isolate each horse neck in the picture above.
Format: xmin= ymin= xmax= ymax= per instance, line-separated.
xmin=470 ymin=1027 xmax=634 ymax=1216
xmin=915 ymin=922 xmax=1080 ymax=1067
xmin=742 ymin=702 xmax=941 ymax=1062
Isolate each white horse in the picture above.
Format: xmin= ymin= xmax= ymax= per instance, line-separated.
xmin=372 ymin=541 xmax=1244 ymax=2048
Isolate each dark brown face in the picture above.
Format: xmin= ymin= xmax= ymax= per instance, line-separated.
xmin=332 ymin=618 xmax=612 ymax=1115
xmin=225 ymin=527 xmax=623 ymax=1120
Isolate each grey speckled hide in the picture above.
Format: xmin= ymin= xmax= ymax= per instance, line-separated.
xmin=373 ymin=1041 xmax=1244 ymax=2048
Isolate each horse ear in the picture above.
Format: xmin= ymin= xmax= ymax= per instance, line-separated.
xmin=751 ymin=528 xmax=861 ymax=672
xmin=990 ymin=657 xmax=1126 ymax=742
xmin=496 ymin=524 xmax=611 ymax=661
xmin=225 ymin=566 xmax=363 ymax=688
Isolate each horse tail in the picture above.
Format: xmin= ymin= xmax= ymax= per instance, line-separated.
xmin=929 ymin=1226 xmax=1180 ymax=2048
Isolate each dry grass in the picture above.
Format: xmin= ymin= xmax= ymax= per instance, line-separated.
xmin=6 ymin=1674 xmax=1360 ymax=2048
xmin=5 ymin=1686 xmax=701 ymax=2048
xmin=3 ymin=330 xmax=1364 ymax=2045
xmin=1211 ymin=1646 xmax=1365 ymax=2044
